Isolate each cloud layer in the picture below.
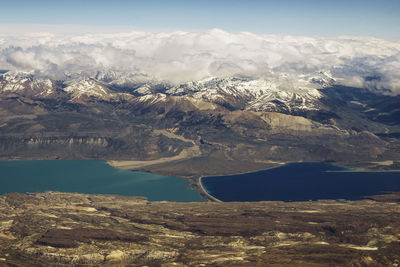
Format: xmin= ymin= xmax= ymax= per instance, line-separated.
xmin=1 ymin=29 xmax=400 ymax=94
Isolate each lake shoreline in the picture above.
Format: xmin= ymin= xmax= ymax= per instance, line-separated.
xmin=0 ymin=160 xmax=203 ymax=202
xmin=197 ymin=163 xmax=288 ymax=202
xmin=198 ymin=177 xmax=222 ymax=202
xmin=2 ymin=159 xmax=400 ymax=203
xmin=200 ymin=162 xmax=400 ymax=202
xmin=2 ymin=157 xmax=399 ymax=174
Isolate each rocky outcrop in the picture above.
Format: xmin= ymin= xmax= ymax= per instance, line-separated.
xmin=0 ymin=192 xmax=400 ymax=266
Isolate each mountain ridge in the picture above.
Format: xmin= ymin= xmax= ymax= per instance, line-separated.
xmin=0 ymin=70 xmax=399 ymax=177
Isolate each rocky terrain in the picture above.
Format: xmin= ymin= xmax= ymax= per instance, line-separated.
xmin=0 ymin=191 xmax=399 ymax=266
xmin=1 ymin=71 xmax=400 ymax=176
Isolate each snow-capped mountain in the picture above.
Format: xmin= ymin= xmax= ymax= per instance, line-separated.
xmin=1 ymin=69 xmax=399 ymax=167
xmin=0 ymin=70 xmax=335 ymax=113
xmin=164 ymin=73 xmax=333 ymax=112
xmin=0 ymin=72 xmax=54 ymax=96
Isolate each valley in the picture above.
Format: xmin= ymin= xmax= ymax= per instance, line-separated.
xmin=1 ymin=2 xmax=400 ymax=266
xmin=0 ymin=64 xmax=400 ymax=267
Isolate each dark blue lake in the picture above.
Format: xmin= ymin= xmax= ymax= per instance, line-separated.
xmin=201 ymin=162 xmax=400 ymax=202
xmin=0 ymin=160 xmax=203 ymax=202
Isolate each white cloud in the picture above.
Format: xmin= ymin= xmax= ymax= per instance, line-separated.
xmin=0 ymin=29 xmax=400 ymax=94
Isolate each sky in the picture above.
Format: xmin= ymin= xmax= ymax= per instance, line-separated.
xmin=0 ymin=0 xmax=399 ymax=39
xmin=0 ymin=0 xmax=399 ymax=94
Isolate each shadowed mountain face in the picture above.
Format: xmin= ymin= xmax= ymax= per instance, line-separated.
xmin=0 ymin=72 xmax=399 ymax=175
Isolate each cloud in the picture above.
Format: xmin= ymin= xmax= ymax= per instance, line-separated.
xmin=0 ymin=29 xmax=400 ymax=94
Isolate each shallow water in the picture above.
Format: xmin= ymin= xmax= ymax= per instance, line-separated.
xmin=0 ymin=160 xmax=203 ymax=202
xmin=201 ymin=162 xmax=400 ymax=202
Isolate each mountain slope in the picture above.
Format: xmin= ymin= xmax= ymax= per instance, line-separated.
xmin=0 ymin=71 xmax=399 ymax=175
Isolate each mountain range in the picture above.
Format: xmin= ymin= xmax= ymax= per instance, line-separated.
xmin=1 ymin=70 xmax=399 ymax=176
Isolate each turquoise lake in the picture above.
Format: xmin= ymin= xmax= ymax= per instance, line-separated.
xmin=0 ymin=160 xmax=203 ymax=202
